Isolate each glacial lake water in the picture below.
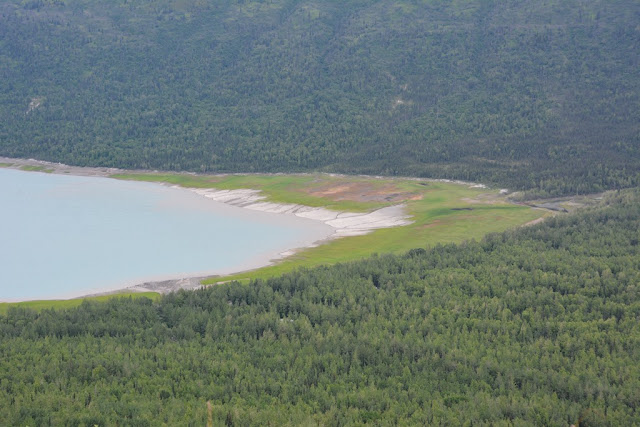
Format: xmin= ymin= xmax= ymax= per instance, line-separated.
xmin=0 ymin=168 xmax=333 ymax=301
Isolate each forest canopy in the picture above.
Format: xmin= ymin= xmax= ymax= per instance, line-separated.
xmin=1 ymin=0 xmax=639 ymax=196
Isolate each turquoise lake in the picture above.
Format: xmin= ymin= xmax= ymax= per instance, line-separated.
xmin=0 ymin=168 xmax=333 ymax=301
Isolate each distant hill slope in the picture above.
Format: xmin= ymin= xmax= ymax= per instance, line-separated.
xmin=1 ymin=0 xmax=639 ymax=196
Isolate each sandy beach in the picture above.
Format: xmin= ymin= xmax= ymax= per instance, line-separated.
xmin=0 ymin=157 xmax=414 ymax=299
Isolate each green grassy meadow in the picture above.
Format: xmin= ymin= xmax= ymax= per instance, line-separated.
xmin=111 ymin=173 xmax=391 ymax=212
xmin=19 ymin=165 xmax=53 ymax=173
xmin=0 ymin=292 xmax=161 ymax=315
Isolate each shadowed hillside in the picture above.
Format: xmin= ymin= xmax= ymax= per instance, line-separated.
xmin=1 ymin=0 xmax=639 ymax=195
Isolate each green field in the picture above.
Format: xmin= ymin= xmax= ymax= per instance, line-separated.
xmin=0 ymin=292 xmax=161 ymax=315
xmin=19 ymin=165 xmax=53 ymax=173
xmin=111 ymin=173 xmax=393 ymax=212
xmin=115 ymin=173 xmax=544 ymax=284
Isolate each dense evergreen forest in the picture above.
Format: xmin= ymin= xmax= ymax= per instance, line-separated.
xmin=2 ymin=190 xmax=639 ymax=425
xmin=1 ymin=0 xmax=639 ymax=196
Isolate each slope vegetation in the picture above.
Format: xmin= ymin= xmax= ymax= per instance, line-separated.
xmin=1 ymin=0 xmax=639 ymax=196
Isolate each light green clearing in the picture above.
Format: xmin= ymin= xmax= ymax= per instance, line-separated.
xmin=0 ymin=163 xmax=13 ymax=167
xmin=0 ymin=292 xmax=161 ymax=315
xmin=19 ymin=165 xmax=53 ymax=173
xmin=111 ymin=173 xmax=385 ymax=212
xmin=114 ymin=173 xmax=544 ymax=285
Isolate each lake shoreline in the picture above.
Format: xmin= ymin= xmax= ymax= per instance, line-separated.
xmin=0 ymin=157 xmax=413 ymax=302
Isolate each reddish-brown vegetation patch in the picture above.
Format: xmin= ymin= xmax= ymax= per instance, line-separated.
xmin=420 ymin=220 xmax=442 ymax=229
xmin=307 ymin=181 xmax=421 ymax=203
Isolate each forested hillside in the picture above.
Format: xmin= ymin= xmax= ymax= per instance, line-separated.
xmin=1 ymin=0 xmax=639 ymax=196
xmin=2 ymin=189 xmax=639 ymax=425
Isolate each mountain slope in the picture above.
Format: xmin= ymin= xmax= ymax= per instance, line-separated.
xmin=1 ymin=0 xmax=639 ymax=195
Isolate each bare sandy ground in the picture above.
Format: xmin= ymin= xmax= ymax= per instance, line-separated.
xmin=187 ymin=188 xmax=412 ymax=238
xmin=1 ymin=157 xmax=414 ymax=299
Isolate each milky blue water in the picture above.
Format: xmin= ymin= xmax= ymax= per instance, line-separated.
xmin=0 ymin=168 xmax=332 ymax=300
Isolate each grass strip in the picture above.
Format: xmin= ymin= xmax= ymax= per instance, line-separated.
xmin=0 ymin=292 xmax=161 ymax=314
